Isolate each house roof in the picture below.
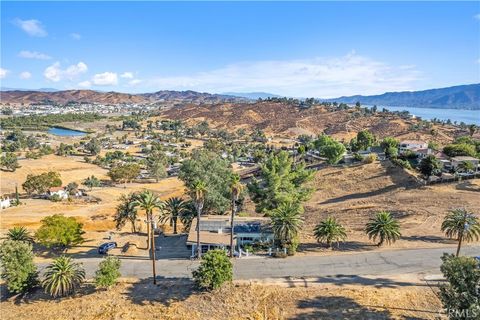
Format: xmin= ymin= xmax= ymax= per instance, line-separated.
xmin=451 ymin=156 xmax=479 ymax=161
xmin=48 ymin=186 xmax=65 ymax=192
xmin=400 ymin=140 xmax=427 ymax=145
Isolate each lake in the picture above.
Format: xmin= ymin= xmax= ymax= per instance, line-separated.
xmin=369 ymin=106 xmax=479 ymax=125
xmin=48 ymin=127 xmax=87 ymax=136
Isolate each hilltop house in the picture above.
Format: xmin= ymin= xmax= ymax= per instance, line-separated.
xmin=47 ymin=187 xmax=68 ymax=200
xmin=186 ymin=215 xmax=273 ymax=256
xmin=399 ymin=140 xmax=431 ymax=158
xmin=450 ymin=156 xmax=479 ymax=172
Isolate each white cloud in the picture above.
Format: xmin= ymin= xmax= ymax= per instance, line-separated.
xmin=13 ymin=18 xmax=47 ymax=37
xmin=92 ymin=72 xmax=118 ymax=86
xmin=18 ymin=50 xmax=51 ymax=60
xmin=44 ymin=61 xmax=88 ymax=82
xmin=70 ymin=33 xmax=81 ymax=40
xmin=129 ymin=79 xmax=142 ymax=86
xmin=78 ymin=80 xmax=92 ymax=88
xmin=19 ymin=71 xmax=32 ymax=79
xmin=146 ymin=52 xmax=422 ymax=97
xmin=0 ymin=68 xmax=9 ymax=79
xmin=121 ymin=72 xmax=134 ymax=79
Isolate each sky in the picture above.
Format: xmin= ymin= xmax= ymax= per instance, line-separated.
xmin=1 ymin=1 xmax=479 ymax=98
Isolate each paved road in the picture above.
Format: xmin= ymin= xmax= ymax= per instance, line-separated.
xmin=38 ymin=245 xmax=479 ymax=281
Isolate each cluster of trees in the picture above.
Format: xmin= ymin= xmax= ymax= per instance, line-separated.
xmin=0 ymin=113 xmax=103 ymax=130
xmin=22 ymin=171 xmax=62 ymax=195
xmin=443 ymin=136 xmax=480 ymax=158
xmin=313 ymin=135 xmax=346 ymax=164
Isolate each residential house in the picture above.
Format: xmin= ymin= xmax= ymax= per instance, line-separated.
xmin=399 ymin=140 xmax=428 ymax=153
xmin=0 ymin=197 xmax=11 ymax=209
xmin=450 ymin=156 xmax=479 ymax=172
xmin=186 ymin=215 xmax=273 ymax=256
xmin=47 ymin=187 xmax=69 ymax=200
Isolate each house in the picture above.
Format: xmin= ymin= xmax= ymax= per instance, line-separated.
xmin=399 ymin=140 xmax=428 ymax=153
xmin=186 ymin=215 xmax=273 ymax=256
xmin=450 ymin=156 xmax=479 ymax=172
xmin=0 ymin=197 xmax=11 ymax=209
xmin=47 ymin=187 xmax=68 ymax=200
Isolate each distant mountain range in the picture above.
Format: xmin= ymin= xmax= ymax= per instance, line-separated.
xmin=325 ymin=84 xmax=480 ymax=110
xmin=1 ymin=84 xmax=478 ymax=109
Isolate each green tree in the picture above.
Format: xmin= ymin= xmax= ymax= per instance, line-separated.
xmin=35 ymin=214 xmax=84 ymax=248
xmin=0 ymin=240 xmax=38 ymax=294
xmin=22 ymin=171 xmax=62 ymax=195
xmin=94 ymin=256 xmax=121 ymax=289
xmin=84 ymin=138 xmax=101 ymax=155
xmin=114 ymin=193 xmax=139 ymax=233
xmin=439 ymin=254 xmax=480 ymax=319
xmin=0 ymin=152 xmax=20 ymax=172
xmin=351 ymin=130 xmax=375 ymax=151
xmin=270 ymin=201 xmax=303 ymax=250
xmin=82 ymin=175 xmax=101 ymax=190
xmin=314 ymin=217 xmax=347 ymax=249
xmin=468 ymin=124 xmax=477 ymax=137
xmin=108 ymin=163 xmax=141 ymax=187
xmin=380 ymin=137 xmax=399 ymax=158
xmin=313 ymin=135 xmax=346 ymax=164
xmin=192 ymin=249 xmax=233 ymax=290
xmin=179 ymin=200 xmax=196 ymax=232
xmin=56 ymin=143 xmax=75 ymax=157
xmin=248 ymin=151 xmax=313 ymax=213
xmin=443 ymin=143 xmax=476 ymax=157
xmin=42 ymin=256 xmax=85 ymax=298
xmin=6 ymin=226 xmax=33 ymax=242
xmin=179 ymin=150 xmax=233 ymax=214
xmin=441 ymin=208 xmax=480 ymax=257
xmin=146 ymin=151 xmax=168 ymax=182
xmin=229 ymin=174 xmax=244 ymax=257
xmin=160 ymin=197 xmax=188 ymax=234
xmin=365 ymin=211 xmax=401 ymax=246
xmin=132 ymin=191 xmax=163 ymax=250
xmin=459 ymin=161 xmax=475 ymax=173
xmin=418 ymin=155 xmax=441 ymax=178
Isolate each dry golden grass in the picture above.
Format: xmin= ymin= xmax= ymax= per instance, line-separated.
xmin=0 ymin=281 xmax=442 ymax=320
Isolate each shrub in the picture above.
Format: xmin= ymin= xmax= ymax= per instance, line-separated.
xmin=192 ymin=250 xmax=232 ymax=290
xmin=50 ymin=194 xmax=62 ymax=202
xmin=7 ymin=226 xmax=33 ymax=242
xmin=94 ymin=256 xmax=121 ymax=289
xmin=443 ymin=143 xmax=476 ymax=157
xmin=363 ymin=153 xmax=377 ymax=164
xmin=439 ymin=254 xmax=480 ymax=319
xmin=391 ymin=157 xmax=412 ymax=169
xmin=35 ymin=214 xmax=84 ymax=248
xmin=0 ymin=240 xmax=38 ymax=294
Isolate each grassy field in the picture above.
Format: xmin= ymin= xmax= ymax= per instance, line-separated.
xmin=0 ymin=278 xmax=443 ymax=320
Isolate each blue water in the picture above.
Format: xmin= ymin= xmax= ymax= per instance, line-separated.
xmin=48 ymin=127 xmax=86 ymax=136
xmin=370 ymin=106 xmax=479 ymax=125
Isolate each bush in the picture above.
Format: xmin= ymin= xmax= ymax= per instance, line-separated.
xmin=439 ymin=254 xmax=480 ymax=319
xmin=35 ymin=214 xmax=84 ymax=248
xmin=50 ymin=194 xmax=62 ymax=202
xmin=42 ymin=256 xmax=85 ymax=298
xmin=272 ymin=251 xmax=288 ymax=258
xmin=94 ymin=256 xmax=121 ymax=288
xmin=391 ymin=157 xmax=412 ymax=169
xmin=192 ymin=250 xmax=232 ymax=290
xmin=363 ymin=153 xmax=377 ymax=164
xmin=0 ymin=240 xmax=38 ymax=294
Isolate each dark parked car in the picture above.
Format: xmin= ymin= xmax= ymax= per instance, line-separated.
xmin=98 ymin=242 xmax=117 ymax=254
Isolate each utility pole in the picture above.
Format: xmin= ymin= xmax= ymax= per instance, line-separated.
xmin=147 ymin=217 xmax=157 ymax=284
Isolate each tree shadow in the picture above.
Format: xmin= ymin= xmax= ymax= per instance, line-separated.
xmin=298 ymin=241 xmax=376 ymax=253
xmin=400 ymin=235 xmax=455 ymax=245
xmin=319 ymin=185 xmax=399 ymax=204
xmin=283 ymin=275 xmax=425 ymax=289
xmin=455 ymin=181 xmax=480 ymax=192
xmin=294 ymin=295 xmax=393 ymax=319
xmin=123 ymin=276 xmax=195 ymax=306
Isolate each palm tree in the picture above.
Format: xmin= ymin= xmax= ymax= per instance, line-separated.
xmin=114 ymin=193 xmax=138 ymax=233
xmin=441 ymin=208 xmax=480 ymax=256
xmin=6 ymin=226 xmax=33 ymax=242
xmin=270 ymin=201 xmax=303 ymax=249
xmin=179 ymin=200 xmax=196 ymax=233
xmin=42 ymin=256 xmax=85 ymax=298
xmin=161 ymin=197 xmax=187 ymax=234
xmin=229 ymin=174 xmax=244 ymax=257
xmin=191 ymin=180 xmax=207 ymax=259
xmin=365 ymin=211 xmax=401 ymax=246
xmin=314 ymin=217 xmax=347 ymax=249
xmin=132 ymin=190 xmax=164 ymax=249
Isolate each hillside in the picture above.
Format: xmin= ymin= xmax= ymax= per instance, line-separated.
xmin=0 ymin=89 xmax=246 ymax=105
xmin=327 ymin=83 xmax=480 ymax=109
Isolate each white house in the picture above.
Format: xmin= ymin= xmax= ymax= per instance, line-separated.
xmin=0 ymin=197 xmax=11 ymax=209
xmin=399 ymin=140 xmax=428 ymax=153
xmin=47 ymin=187 xmax=69 ymax=200
xmin=451 ymin=156 xmax=479 ymax=172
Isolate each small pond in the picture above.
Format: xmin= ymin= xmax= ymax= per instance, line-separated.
xmin=48 ymin=126 xmax=87 ymax=137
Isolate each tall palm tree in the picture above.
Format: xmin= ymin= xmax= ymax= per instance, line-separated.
xmin=441 ymin=208 xmax=480 ymax=256
xmin=229 ymin=174 xmax=244 ymax=257
xmin=314 ymin=217 xmax=347 ymax=249
xmin=365 ymin=211 xmax=401 ymax=246
xmin=161 ymin=197 xmax=187 ymax=234
xmin=191 ymin=180 xmax=207 ymax=259
xmin=270 ymin=201 xmax=303 ymax=249
xmin=132 ymin=190 xmax=164 ymax=249
xmin=114 ymin=193 xmax=138 ymax=233
xmin=42 ymin=256 xmax=85 ymax=298
xmin=6 ymin=226 xmax=33 ymax=242
xmin=179 ymin=200 xmax=196 ymax=233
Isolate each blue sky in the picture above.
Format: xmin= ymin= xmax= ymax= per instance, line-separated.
xmin=1 ymin=1 xmax=479 ymax=97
